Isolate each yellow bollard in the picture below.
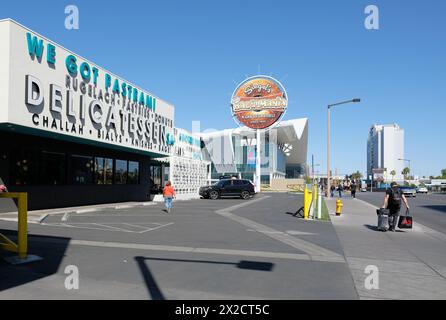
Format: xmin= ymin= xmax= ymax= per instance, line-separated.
xmin=0 ymin=192 xmax=41 ymax=264
xmin=336 ymin=199 xmax=343 ymax=216
xmin=18 ymin=193 xmax=28 ymax=259
xmin=304 ymin=186 xmax=309 ymax=220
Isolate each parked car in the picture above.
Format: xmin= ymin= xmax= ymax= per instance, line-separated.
xmin=400 ymin=186 xmax=417 ymax=197
xmin=199 ymin=179 xmax=255 ymax=200
xmin=416 ymin=186 xmax=429 ymax=194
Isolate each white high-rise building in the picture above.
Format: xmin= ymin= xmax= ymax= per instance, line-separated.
xmin=367 ymin=124 xmax=405 ymax=182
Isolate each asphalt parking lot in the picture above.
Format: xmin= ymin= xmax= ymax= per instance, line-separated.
xmin=357 ymin=192 xmax=446 ymax=234
xmin=0 ymin=193 xmax=358 ymax=300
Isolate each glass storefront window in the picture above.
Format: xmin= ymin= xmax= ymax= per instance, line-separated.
xmin=8 ymin=147 xmax=140 ymax=186
xmin=115 ymin=160 xmax=128 ymax=184
xmin=128 ymin=161 xmax=140 ymax=185
xmin=10 ymin=150 xmax=37 ymax=186
xmin=40 ymin=151 xmax=66 ymax=185
xmin=70 ymin=155 xmax=94 ymax=185
xmin=95 ymin=157 xmax=113 ymax=185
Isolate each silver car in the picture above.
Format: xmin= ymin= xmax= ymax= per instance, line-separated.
xmin=400 ymin=187 xmax=416 ymax=197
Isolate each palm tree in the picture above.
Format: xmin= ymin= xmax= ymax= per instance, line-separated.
xmin=350 ymin=171 xmax=363 ymax=181
xmin=402 ymin=167 xmax=410 ymax=180
xmin=390 ymin=170 xmax=396 ymax=181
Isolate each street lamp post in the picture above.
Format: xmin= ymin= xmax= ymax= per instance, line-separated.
xmin=311 ymin=155 xmax=321 ymax=179
xmin=327 ymin=99 xmax=361 ymax=196
xmin=313 ymin=164 xmax=320 ymax=178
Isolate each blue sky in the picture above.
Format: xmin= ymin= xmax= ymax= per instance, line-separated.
xmin=2 ymin=0 xmax=445 ymax=177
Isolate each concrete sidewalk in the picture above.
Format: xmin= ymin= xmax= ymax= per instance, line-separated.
xmin=327 ymin=197 xmax=446 ymax=300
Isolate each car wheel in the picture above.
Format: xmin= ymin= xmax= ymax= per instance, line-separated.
xmin=209 ymin=191 xmax=219 ymax=200
xmin=241 ymin=191 xmax=250 ymax=200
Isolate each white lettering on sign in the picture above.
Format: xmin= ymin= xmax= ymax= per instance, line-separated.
xmin=25 ymin=75 xmax=44 ymax=106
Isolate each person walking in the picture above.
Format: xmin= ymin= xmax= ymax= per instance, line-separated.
xmin=330 ymin=185 xmax=336 ymax=198
xmin=162 ymin=181 xmax=176 ymax=213
xmin=382 ymin=182 xmax=410 ymax=231
xmin=351 ymin=181 xmax=357 ymax=199
xmin=337 ymin=184 xmax=343 ymax=198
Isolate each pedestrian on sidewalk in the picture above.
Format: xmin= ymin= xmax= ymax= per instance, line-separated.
xmin=330 ymin=185 xmax=335 ymax=198
xmin=351 ymin=181 xmax=357 ymax=199
xmin=162 ymin=181 xmax=176 ymax=213
xmin=337 ymin=184 xmax=343 ymax=198
xmin=382 ymin=182 xmax=410 ymax=231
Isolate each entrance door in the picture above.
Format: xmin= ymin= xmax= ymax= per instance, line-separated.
xmin=150 ymin=165 xmax=162 ymax=194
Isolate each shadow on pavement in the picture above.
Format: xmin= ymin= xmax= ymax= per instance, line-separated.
xmin=0 ymin=230 xmax=70 ymax=292
xmin=135 ymin=256 xmax=275 ymax=300
xmin=285 ymin=206 xmax=304 ymax=219
xmin=364 ymin=225 xmax=406 ymax=233
xmin=422 ymin=205 xmax=446 ymax=214
xmin=364 ymin=224 xmax=381 ymax=232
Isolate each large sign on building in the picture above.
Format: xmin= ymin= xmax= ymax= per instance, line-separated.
xmin=0 ymin=19 xmax=174 ymax=156
xmin=230 ymin=76 xmax=288 ymax=131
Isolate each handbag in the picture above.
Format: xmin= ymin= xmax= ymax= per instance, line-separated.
xmin=398 ymin=209 xmax=413 ymax=229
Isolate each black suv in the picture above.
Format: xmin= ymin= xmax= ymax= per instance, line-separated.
xmin=199 ymin=179 xmax=255 ymax=200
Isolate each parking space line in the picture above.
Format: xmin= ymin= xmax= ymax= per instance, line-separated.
xmin=121 ymin=223 xmax=152 ymax=230
xmin=91 ymin=223 xmax=134 ymax=232
xmin=57 ymin=223 xmax=127 ymax=232
xmin=61 ymin=212 xmax=70 ymax=222
xmin=41 ymin=222 xmax=135 ymax=233
xmin=139 ymin=222 xmax=174 ymax=234
xmin=40 ymin=221 xmax=174 ymax=234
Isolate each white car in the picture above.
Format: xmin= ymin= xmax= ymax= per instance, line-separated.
xmin=417 ymin=187 xmax=428 ymax=194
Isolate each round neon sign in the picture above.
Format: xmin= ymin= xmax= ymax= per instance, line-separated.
xmin=231 ymin=75 xmax=288 ymax=131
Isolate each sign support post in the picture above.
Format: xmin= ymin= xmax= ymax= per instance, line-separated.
xmin=256 ymin=129 xmax=261 ymax=193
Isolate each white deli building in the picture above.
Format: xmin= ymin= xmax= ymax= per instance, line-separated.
xmin=0 ymin=19 xmax=175 ymax=210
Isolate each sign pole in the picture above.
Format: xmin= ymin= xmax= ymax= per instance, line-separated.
xmin=256 ymin=129 xmax=261 ymax=193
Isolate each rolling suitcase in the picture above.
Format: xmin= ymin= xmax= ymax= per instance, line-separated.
xmin=377 ymin=208 xmax=390 ymax=232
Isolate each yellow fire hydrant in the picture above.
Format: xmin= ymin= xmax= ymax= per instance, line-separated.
xmin=336 ymin=199 xmax=343 ymax=216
